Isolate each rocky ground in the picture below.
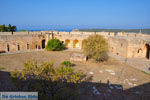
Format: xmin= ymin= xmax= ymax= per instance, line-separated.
xmin=0 ymin=50 xmax=150 ymax=100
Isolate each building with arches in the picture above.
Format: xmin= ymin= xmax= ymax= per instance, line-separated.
xmin=0 ymin=31 xmax=150 ymax=60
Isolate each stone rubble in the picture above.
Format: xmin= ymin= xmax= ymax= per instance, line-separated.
xmin=92 ymin=86 xmax=101 ymax=95
xmin=114 ymin=86 xmax=122 ymax=90
xmin=105 ymin=69 xmax=116 ymax=75
xmin=99 ymin=70 xmax=103 ymax=73
xmin=89 ymin=72 xmax=94 ymax=75
xmin=124 ymin=79 xmax=137 ymax=86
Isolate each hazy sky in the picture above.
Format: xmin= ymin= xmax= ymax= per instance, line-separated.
xmin=0 ymin=0 xmax=150 ymax=29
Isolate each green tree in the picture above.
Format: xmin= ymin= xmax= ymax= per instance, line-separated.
xmin=83 ymin=34 xmax=108 ymax=62
xmin=0 ymin=24 xmax=16 ymax=33
xmin=0 ymin=24 xmax=8 ymax=32
xmin=46 ymin=39 xmax=65 ymax=51
xmin=8 ymin=24 xmax=11 ymax=32
xmin=0 ymin=25 xmax=5 ymax=32
xmin=10 ymin=59 xmax=85 ymax=99
xmin=8 ymin=24 xmax=17 ymax=35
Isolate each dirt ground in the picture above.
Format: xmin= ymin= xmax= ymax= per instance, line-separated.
xmin=0 ymin=50 xmax=150 ymax=100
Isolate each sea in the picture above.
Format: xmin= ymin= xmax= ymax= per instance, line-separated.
xmin=18 ymin=29 xmax=73 ymax=32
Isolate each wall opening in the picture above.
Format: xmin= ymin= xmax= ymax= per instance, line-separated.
xmin=35 ymin=44 xmax=38 ymax=49
xmin=82 ymin=40 xmax=86 ymax=49
xmin=17 ymin=44 xmax=20 ymax=51
xmin=42 ymin=39 xmax=45 ymax=49
xmin=145 ymin=44 xmax=150 ymax=59
xmin=65 ymin=39 xmax=70 ymax=48
xmin=38 ymin=45 xmax=41 ymax=49
xmin=73 ymin=40 xmax=79 ymax=48
xmin=137 ymin=48 xmax=142 ymax=54
xmin=121 ymin=43 xmax=123 ymax=47
xmin=27 ymin=43 xmax=30 ymax=50
xmin=7 ymin=44 xmax=10 ymax=52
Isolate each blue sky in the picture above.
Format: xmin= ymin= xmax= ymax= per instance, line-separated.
xmin=0 ymin=0 xmax=150 ymax=29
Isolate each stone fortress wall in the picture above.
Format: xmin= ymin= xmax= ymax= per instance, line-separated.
xmin=0 ymin=32 xmax=47 ymax=53
xmin=0 ymin=31 xmax=150 ymax=60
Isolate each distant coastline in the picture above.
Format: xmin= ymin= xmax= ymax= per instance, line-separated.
xmin=76 ymin=29 xmax=150 ymax=34
xmin=18 ymin=29 xmax=73 ymax=32
xmin=18 ymin=28 xmax=150 ymax=34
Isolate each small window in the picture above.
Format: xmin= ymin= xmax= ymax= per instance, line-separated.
xmin=121 ymin=43 xmax=123 ymax=47
xmin=38 ymin=45 xmax=41 ymax=49
xmin=35 ymin=44 xmax=38 ymax=49
xmin=137 ymin=49 xmax=142 ymax=53
xmin=7 ymin=44 xmax=10 ymax=52
xmin=27 ymin=43 xmax=30 ymax=50
xmin=17 ymin=44 xmax=20 ymax=51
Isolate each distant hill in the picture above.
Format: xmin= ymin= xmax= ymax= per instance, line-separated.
xmin=76 ymin=29 xmax=150 ymax=34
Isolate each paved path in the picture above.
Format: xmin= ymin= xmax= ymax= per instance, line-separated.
xmin=109 ymin=53 xmax=150 ymax=74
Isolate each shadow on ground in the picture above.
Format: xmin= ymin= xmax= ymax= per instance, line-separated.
xmin=0 ymin=70 xmax=150 ymax=100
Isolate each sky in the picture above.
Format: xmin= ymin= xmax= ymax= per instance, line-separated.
xmin=0 ymin=0 xmax=150 ymax=30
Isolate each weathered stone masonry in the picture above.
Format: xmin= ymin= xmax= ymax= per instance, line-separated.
xmin=0 ymin=31 xmax=150 ymax=60
xmin=0 ymin=32 xmax=46 ymax=53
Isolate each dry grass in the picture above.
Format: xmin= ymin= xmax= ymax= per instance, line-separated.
xmin=0 ymin=50 xmax=150 ymax=90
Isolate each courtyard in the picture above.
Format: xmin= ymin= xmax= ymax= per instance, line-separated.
xmin=0 ymin=50 xmax=150 ymax=99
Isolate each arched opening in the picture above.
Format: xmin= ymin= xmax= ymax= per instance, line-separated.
xmin=116 ymin=53 xmax=119 ymax=55
xmin=145 ymin=44 xmax=150 ymax=59
xmin=62 ymin=41 xmax=64 ymax=44
xmin=42 ymin=40 xmax=45 ymax=49
xmin=17 ymin=44 xmax=20 ymax=51
xmin=137 ymin=48 xmax=142 ymax=54
xmin=121 ymin=43 xmax=123 ymax=47
xmin=65 ymin=39 xmax=70 ymax=48
xmin=73 ymin=40 xmax=79 ymax=48
xmin=7 ymin=44 xmax=10 ymax=52
xmin=38 ymin=45 xmax=41 ymax=49
xmin=82 ymin=40 xmax=86 ymax=49
xmin=27 ymin=43 xmax=30 ymax=50
xmin=35 ymin=44 xmax=38 ymax=49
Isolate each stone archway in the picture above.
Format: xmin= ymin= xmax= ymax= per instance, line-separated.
xmin=73 ymin=40 xmax=79 ymax=48
xmin=65 ymin=39 xmax=70 ymax=48
xmin=42 ymin=39 xmax=45 ymax=49
xmin=145 ymin=44 xmax=150 ymax=59
xmin=82 ymin=40 xmax=86 ymax=49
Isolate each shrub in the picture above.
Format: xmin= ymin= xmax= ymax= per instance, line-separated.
xmin=10 ymin=59 xmax=85 ymax=100
xmin=46 ymin=39 xmax=65 ymax=51
xmin=61 ymin=61 xmax=72 ymax=67
xmin=83 ymin=34 xmax=108 ymax=62
xmin=0 ymin=67 xmax=6 ymax=71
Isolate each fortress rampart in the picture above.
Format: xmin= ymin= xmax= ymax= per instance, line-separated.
xmin=0 ymin=31 xmax=150 ymax=59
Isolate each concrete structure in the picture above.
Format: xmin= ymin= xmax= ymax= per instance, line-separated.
xmin=0 ymin=31 xmax=150 ymax=60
